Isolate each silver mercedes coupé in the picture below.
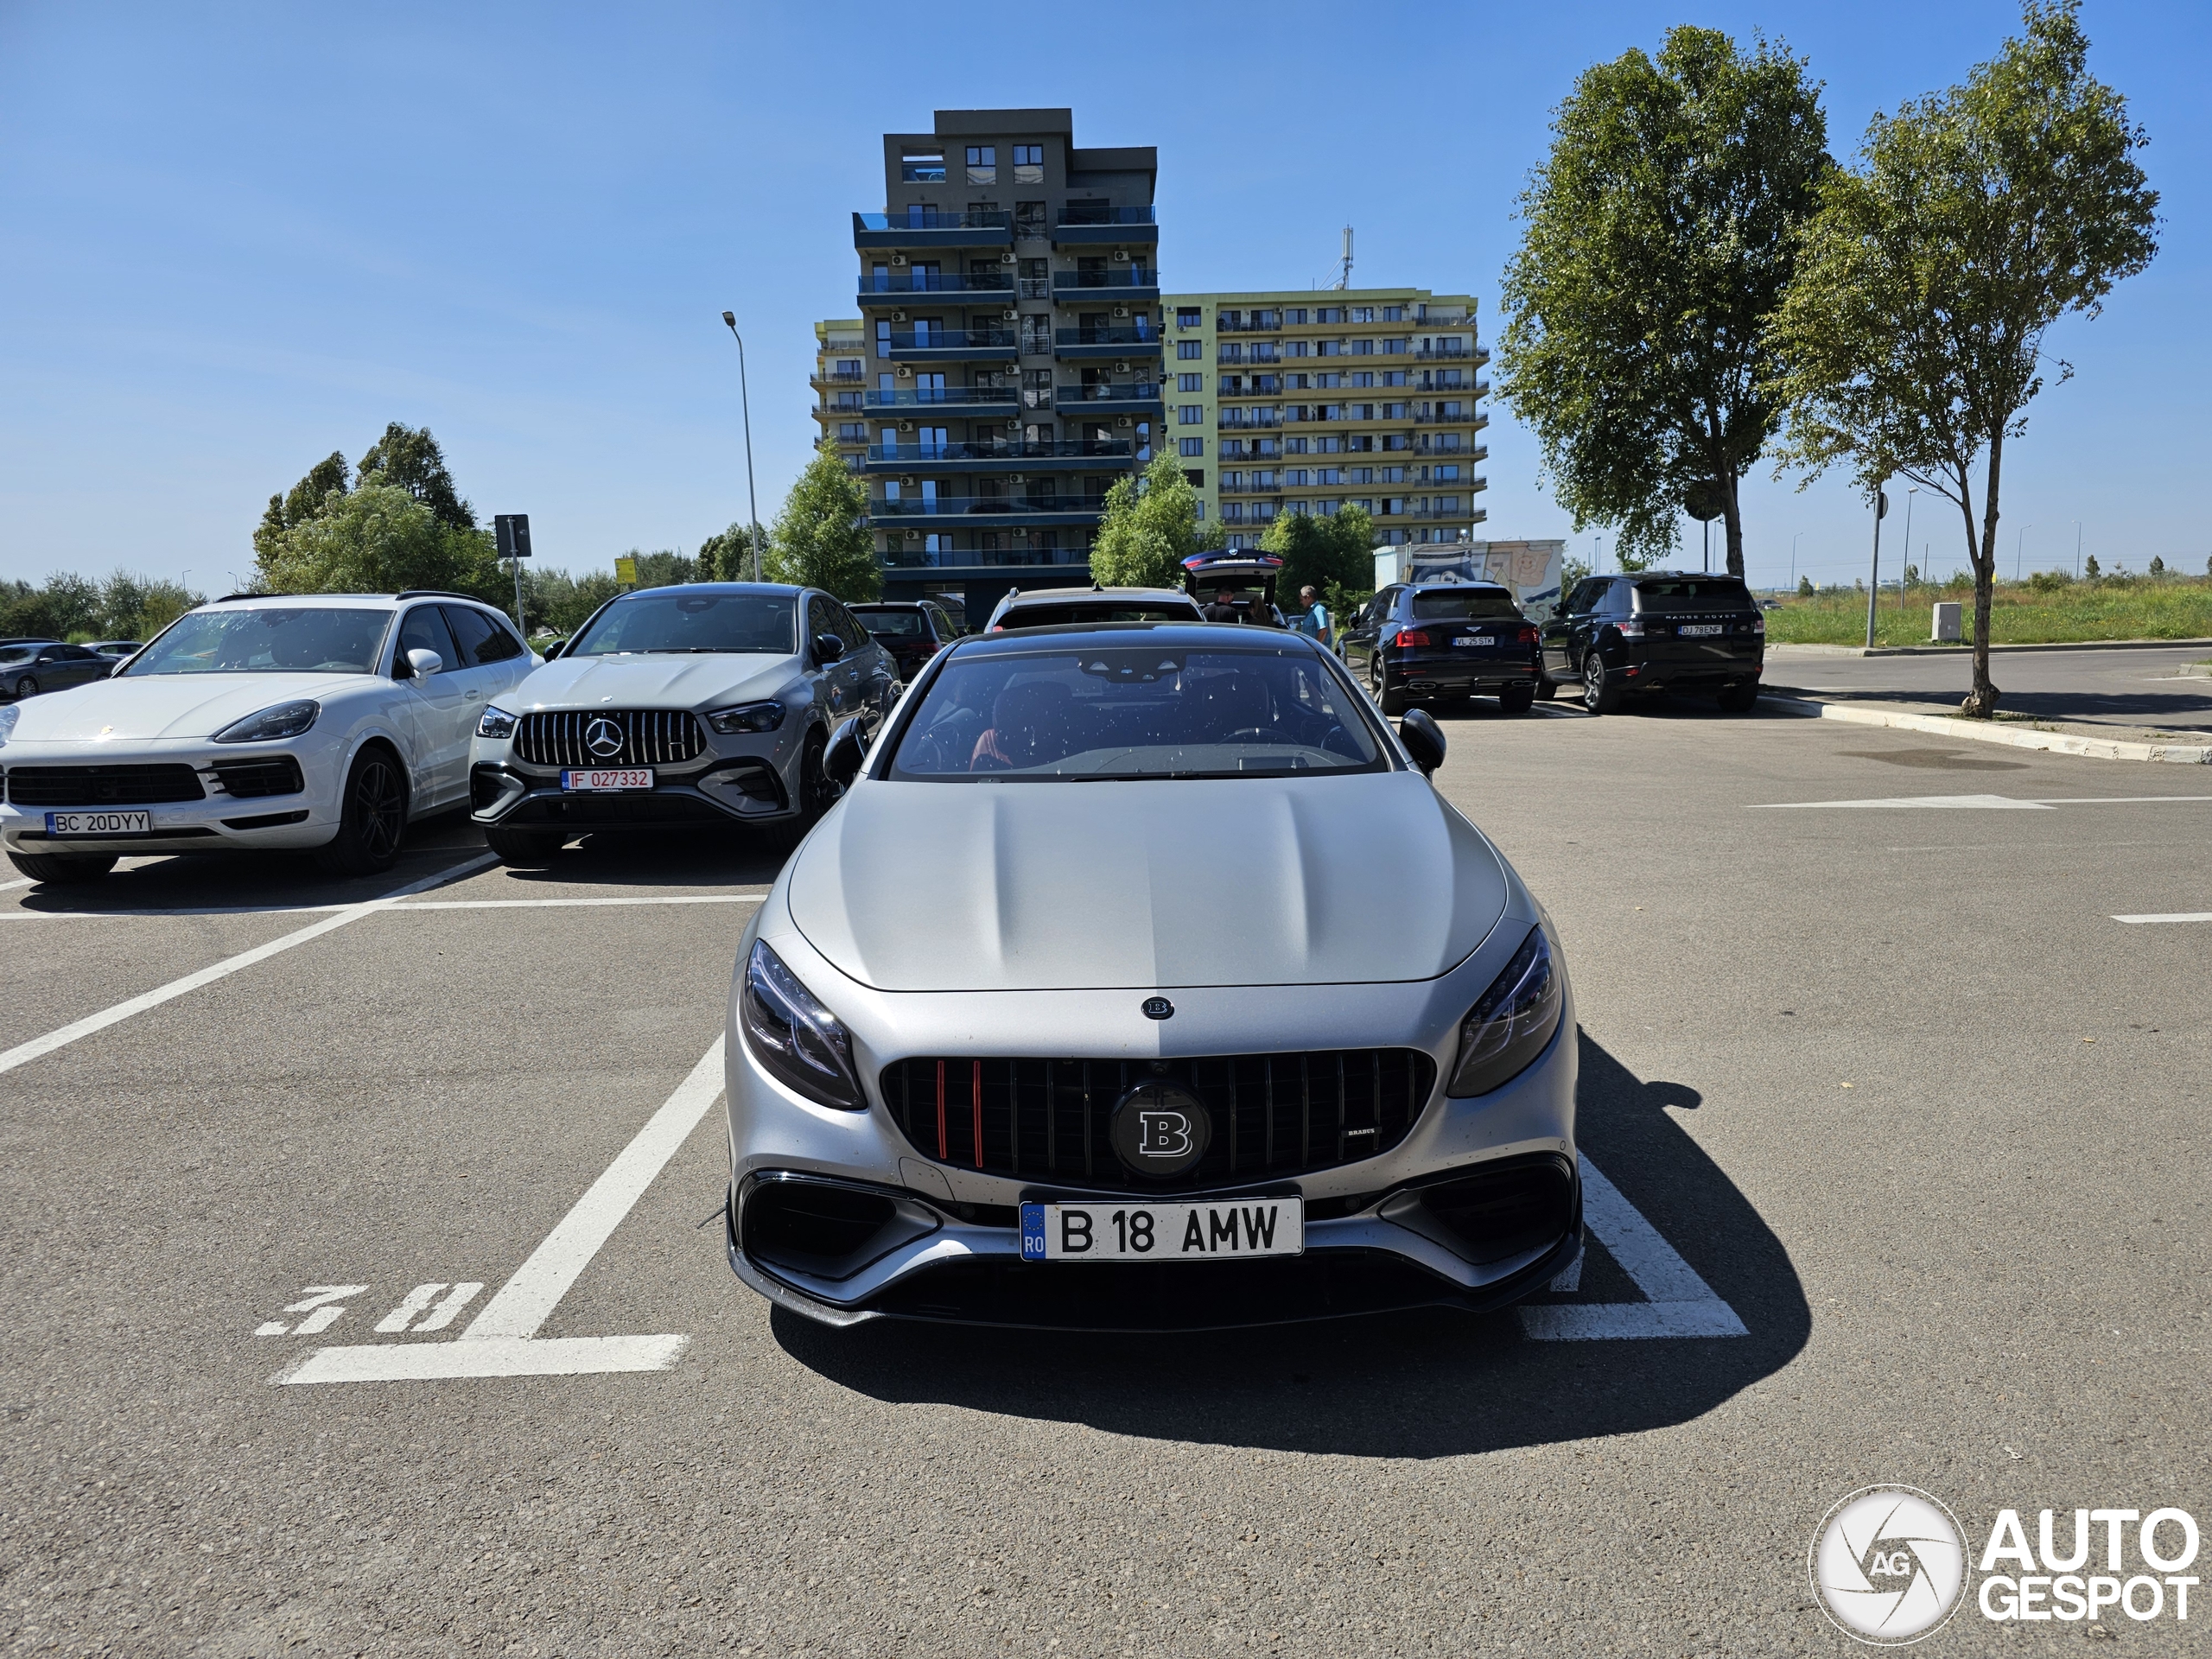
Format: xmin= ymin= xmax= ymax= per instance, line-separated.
xmin=722 ymin=621 xmax=1580 ymax=1331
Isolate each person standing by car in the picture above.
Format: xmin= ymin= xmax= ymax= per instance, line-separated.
xmin=1201 ymin=587 xmax=1243 ymax=624
xmin=1293 ymin=585 xmax=1332 ymax=648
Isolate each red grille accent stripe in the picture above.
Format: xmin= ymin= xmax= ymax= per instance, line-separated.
xmin=971 ymin=1060 xmax=983 ymax=1169
xmin=935 ymin=1060 xmax=947 ymax=1160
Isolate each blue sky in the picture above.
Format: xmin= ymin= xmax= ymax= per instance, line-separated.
xmin=2 ymin=1 xmax=2203 ymax=594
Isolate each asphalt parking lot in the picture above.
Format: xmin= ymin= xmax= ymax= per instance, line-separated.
xmin=3 ymin=697 xmax=2208 ymax=1656
xmin=1765 ymin=641 xmax=2212 ymax=734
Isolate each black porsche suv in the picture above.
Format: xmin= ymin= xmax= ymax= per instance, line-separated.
xmin=1539 ymin=573 xmax=1764 ymax=714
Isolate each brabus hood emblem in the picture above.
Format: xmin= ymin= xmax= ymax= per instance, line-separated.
xmin=1141 ymin=996 xmax=1173 ymax=1020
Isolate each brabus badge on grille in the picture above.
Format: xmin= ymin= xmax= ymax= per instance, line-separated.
xmin=1108 ymin=1081 xmax=1210 ymax=1179
xmin=1141 ymin=996 xmax=1173 ymax=1020
xmin=583 ymin=718 xmax=624 ymax=758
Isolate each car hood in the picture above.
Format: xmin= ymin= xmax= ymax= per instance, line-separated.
xmin=788 ymin=773 xmax=1509 ymax=991
xmin=509 ymin=653 xmax=797 ymax=711
xmin=3 ymin=672 xmax=372 ymax=742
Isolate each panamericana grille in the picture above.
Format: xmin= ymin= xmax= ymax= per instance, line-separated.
xmin=881 ymin=1050 xmax=1435 ymax=1192
xmin=513 ymin=709 xmax=705 ymax=768
xmin=5 ymin=764 xmax=205 ymax=806
xmin=212 ymin=755 xmax=305 ymax=798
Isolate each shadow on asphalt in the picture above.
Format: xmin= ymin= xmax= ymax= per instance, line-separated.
xmin=772 ymin=1033 xmax=1810 ymax=1459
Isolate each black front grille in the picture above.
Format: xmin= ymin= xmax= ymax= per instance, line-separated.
xmin=881 ymin=1050 xmax=1435 ymax=1192
xmin=212 ymin=755 xmax=304 ymax=798
xmin=5 ymin=765 xmax=205 ymax=806
xmin=513 ymin=709 xmax=705 ymax=768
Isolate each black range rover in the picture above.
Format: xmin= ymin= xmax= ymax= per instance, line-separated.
xmin=1539 ymin=573 xmax=1764 ymax=713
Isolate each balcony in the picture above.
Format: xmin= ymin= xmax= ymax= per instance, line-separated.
xmin=866 ymin=439 xmax=1134 ymax=473
xmin=881 ymin=327 xmax=1019 ymax=364
xmin=864 ymin=386 xmax=1022 ymax=416
xmin=1052 ymin=267 xmax=1161 ymax=300
xmin=1054 ymin=382 xmax=1162 ymax=413
xmin=857 ymin=270 xmax=1016 ymax=305
xmin=1054 ymin=325 xmax=1161 ymax=360
xmin=872 ymin=494 xmax=1112 ymax=529
xmin=809 ymin=369 xmax=866 ymax=391
xmin=1413 ymin=346 xmax=1478 ymax=362
xmin=854 ymin=209 xmax=1014 ymax=251
xmin=1052 ymin=204 xmax=1160 ymax=247
xmin=1217 ymin=409 xmax=1281 ymax=429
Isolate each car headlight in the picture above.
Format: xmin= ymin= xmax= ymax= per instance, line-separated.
xmin=707 ymin=700 xmax=785 ymax=735
xmin=212 ymin=700 xmax=320 ymax=743
xmin=739 ymin=939 xmax=863 ymax=1111
xmin=476 ymin=705 xmax=518 ymax=739
xmin=0 ymin=704 xmax=17 ymax=747
xmin=1446 ymin=925 xmax=1563 ymax=1098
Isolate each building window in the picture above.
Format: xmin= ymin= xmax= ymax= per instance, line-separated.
xmin=1176 ymin=308 xmax=1202 ymax=329
xmin=1179 ymin=405 xmax=1204 ymax=424
xmin=1179 ymin=437 xmax=1204 ymax=457
xmin=1351 ymin=306 xmax=1375 ymax=323
xmin=1351 ymin=339 xmax=1375 ymax=355
xmin=1183 ymin=469 xmax=1205 ymax=489
xmin=1179 ymin=373 xmax=1204 ymax=392
xmin=1012 ymin=144 xmax=1044 ymax=184
xmin=1382 ymin=305 xmax=1404 ymax=321
xmin=1382 ymin=339 xmax=1408 ymax=353
xmin=1193 ymin=501 xmax=1205 ymax=519
xmin=1351 ymin=372 xmax=1375 ymax=388
xmin=901 ymin=149 xmax=946 ymax=183
xmin=965 ymin=146 xmax=996 ymax=184
xmin=1382 ymin=371 xmax=1408 ymax=386
xmin=1287 ymin=308 xmax=1308 ymax=325
xmin=838 ymin=423 xmax=868 ymax=442
xmin=1014 ymin=200 xmax=1046 ymax=234
xmin=1177 ymin=340 xmax=1203 ymax=360
xmin=1317 ymin=340 xmax=1342 ymax=357
xmin=1316 ymin=307 xmax=1344 ymax=324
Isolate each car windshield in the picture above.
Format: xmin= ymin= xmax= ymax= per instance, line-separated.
xmin=123 ymin=608 xmax=393 ymax=675
xmin=1636 ymin=578 xmax=1753 ymax=612
xmin=1411 ymin=588 xmax=1521 ymax=620
xmin=888 ymin=645 xmax=1385 ymax=781
xmin=856 ymin=609 xmax=925 ymax=637
xmin=999 ymin=602 xmax=1199 ymax=629
xmin=567 ymin=591 xmax=797 ymax=656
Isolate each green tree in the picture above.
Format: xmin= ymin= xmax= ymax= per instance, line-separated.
xmin=698 ymin=522 xmax=763 ymax=582
xmin=1497 ymin=26 xmax=1830 ymax=575
xmin=626 ymin=550 xmax=702 ymax=588
xmin=1088 ymin=455 xmax=1224 ymax=589
xmin=254 ymin=450 xmax=350 ymax=563
xmin=521 ymin=567 xmax=620 ymax=635
xmin=357 ymin=423 xmax=475 ymax=530
xmin=1260 ymin=505 xmax=1376 ymax=607
xmin=1767 ymin=0 xmax=2158 ymax=715
xmin=255 ymin=482 xmax=505 ymax=601
xmin=765 ymin=443 xmax=879 ymax=601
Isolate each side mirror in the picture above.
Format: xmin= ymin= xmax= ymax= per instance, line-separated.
xmin=813 ymin=632 xmax=846 ymax=665
xmin=824 ymin=716 xmax=867 ymax=789
xmin=404 ymin=648 xmax=444 ymax=678
xmin=1398 ymin=708 xmax=1446 ymax=777
xmin=539 ymin=638 xmax=565 ymax=662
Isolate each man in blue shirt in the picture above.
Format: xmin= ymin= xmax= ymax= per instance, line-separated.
xmin=1293 ymin=585 xmax=1332 ymax=648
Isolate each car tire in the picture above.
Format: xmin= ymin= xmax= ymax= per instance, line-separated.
xmin=314 ymin=746 xmax=408 ymax=877
xmin=485 ymin=826 xmax=565 ymax=867
xmin=1370 ymin=656 xmax=1408 ymax=716
xmin=1583 ymin=656 xmax=1624 ymax=715
xmin=6 ymin=850 xmax=117 ymax=885
xmin=1499 ymin=683 xmax=1536 ymax=715
xmin=13 ymin=676 xmax=36 ymax=700
xmin=1717 ymin=680 xmax=1760 ymax=714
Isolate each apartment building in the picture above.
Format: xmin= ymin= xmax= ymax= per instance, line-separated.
xmin=850 ymin=109 xmax=1160 ymax=613
xmin=808 ymin=318 xmax=868 ymax=476
xmin=1160 ymin=289 xmax=1490 ymax=550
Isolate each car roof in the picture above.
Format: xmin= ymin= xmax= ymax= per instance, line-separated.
xmin=1620 ymin=571 xmax=1747 ymax=582
xmin=948 ymin=620 xmax=1330 ymax=658
xmin=1405 ymin=579 xmax=1512 ymax=594
xmin=607 ymin=582 xmax=804 ymax=599
xmin=849 ymin=601 xmax=925 ymax=610
xmin=997 ymin=586 xmax=1193 ymax=606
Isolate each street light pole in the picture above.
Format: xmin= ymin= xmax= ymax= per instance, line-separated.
xmin=720 ymin=311 xmax=765 ymax=582
xmin=1865 ymin=477 xmax=1887 ymax=651
xmin=1899 ymin=486 xmax=1916 ymax=610
xmin=2073 ymin=520 xmax=2082 ymax=580
xmin=2014 ymin=523 xmax=2034 ymax=584
xmin=1790 ymin=532 xmax=1802 ymax=593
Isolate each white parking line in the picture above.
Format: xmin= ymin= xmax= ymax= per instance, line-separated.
xmin=0 ymin=877 xmax=29 ymax=893
xmin=2113 ymin=912 xmax=2212 ymax=925
xmin=281 ymin=1039 xmax=726 ymax=1383
xmin=1753 ymin=793 xmax=2212 ymax=810
xmin=1519 ymin=1160 xmax=1749 ymax=1341
xmin=0 ymin=893 xmax=765 ymax=921
xmin=0 ymin=855 xmax=496 ymax=1076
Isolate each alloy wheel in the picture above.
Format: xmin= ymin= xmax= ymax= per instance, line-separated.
xmin=15 ymin=677 xmax=35 ymax=699
xmin=1583 ymin=658 xmax=1604 ymax=712
xmin=354 ymin=758 xmax=403 ymax=860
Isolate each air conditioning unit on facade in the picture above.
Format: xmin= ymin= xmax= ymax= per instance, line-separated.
xmin=1001 ymin=308 xmax=1019 ymax=321
xmin=1116 ymin=416 xmax=1134 ymax=429
xmin=1008 ymin=474 xmax=1025 ymax=484
xmin=890 ymin=253 xmax=909 ymax=266
xmin=1005 ymin=419 xmax=1022 ymax=432
xmin=895 ymin=365 xmax=914 ymax=378
xmin=900 ymin=475 xmax=917 ymax=486
xmin=1112 ymin=305 xmax=1129 ymax=320
xmin=891 ymin=309 xmax=908 ymax=323
xmin=1114 ymin=359 xmax=1129 ymax=373
xmin=1113 ymin=249 xmax=1130 ymax=262
xmin=898 ymin=420 xmax=916 ymax=434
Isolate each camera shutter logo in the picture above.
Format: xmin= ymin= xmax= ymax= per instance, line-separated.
xmin=1810 ymin=1486 xmax=1968 ymax=1645
xmin=584 ymin=718 xmax=625 ymax=760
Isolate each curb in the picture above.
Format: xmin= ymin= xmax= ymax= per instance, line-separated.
xmin=1759 ymin=695 xmax=2212 ymax=766
xmin=1766 ymin=637 xmax=2212 ymax=658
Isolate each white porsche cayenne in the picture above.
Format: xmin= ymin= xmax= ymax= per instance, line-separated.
xmin=723 ymin=621 xmax=1580 ymax=1332
xmin=0 ymin=592 xmax=536 ymax=885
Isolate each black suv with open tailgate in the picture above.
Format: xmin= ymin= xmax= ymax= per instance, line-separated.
xmin=1539 ymin=573 xmax=1764 ymax=713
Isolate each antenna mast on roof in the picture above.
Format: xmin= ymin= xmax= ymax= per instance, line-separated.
xmin=1335 ymin=226 xmax=1353 ymax=289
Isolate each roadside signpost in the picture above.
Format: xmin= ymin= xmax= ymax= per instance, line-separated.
xmin=613 ymin=556 xmax=637 ymax=589
xmin=495 ymin=514 xmax=532 ymax=632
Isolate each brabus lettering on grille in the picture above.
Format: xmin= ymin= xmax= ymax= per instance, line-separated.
xmin=1137 ymin=1110 xmax=1190 ymax=1157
